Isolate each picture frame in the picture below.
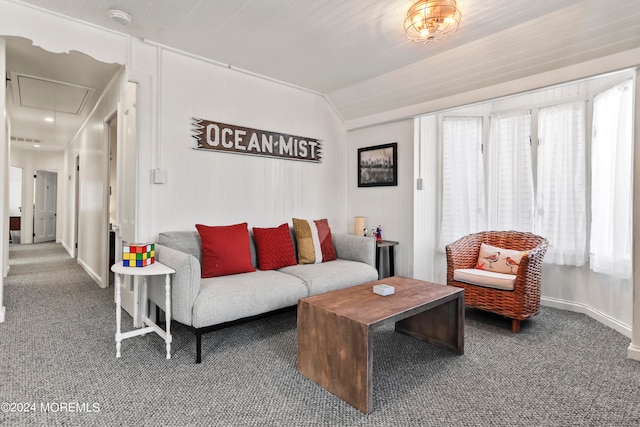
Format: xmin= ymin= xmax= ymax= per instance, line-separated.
xmin=357 ymin=142 xmax=398 ymax=187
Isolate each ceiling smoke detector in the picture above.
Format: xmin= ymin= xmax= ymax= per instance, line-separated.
xmin=109 ymin=9 xmax=132 ymax=26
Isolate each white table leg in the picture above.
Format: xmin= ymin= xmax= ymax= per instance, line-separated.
xmin=133 ymin=276 xmax=140 ymax=328
xmin=165 ymin=273 xmax=172 ymax=359
xmin=115 ymin=272 xmax=122 ymax=358
xmin=140 ymin=277 xmax=148 ymax=336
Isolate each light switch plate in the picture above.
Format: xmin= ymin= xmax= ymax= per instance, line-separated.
xmin=152 ymin=168 xmax=166 ymax=184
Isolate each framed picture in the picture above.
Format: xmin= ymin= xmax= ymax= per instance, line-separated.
xmin=358 ymin=142 xmax=397 ymax=187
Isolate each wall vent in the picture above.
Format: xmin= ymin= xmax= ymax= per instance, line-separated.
xmin=11 ymin=136 xmax=43 ymax=144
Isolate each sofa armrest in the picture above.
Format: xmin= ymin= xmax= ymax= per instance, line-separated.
xmin=333 ymin=233 xmax=376 ymax=268
xmin=148 ymin=244 xmax=201 ymax=327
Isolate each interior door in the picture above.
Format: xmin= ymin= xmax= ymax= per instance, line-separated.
xmin=114 ymin=83 xmax=139 ymax=324
xmin=33 ymin=170 xmax=57 ymax=243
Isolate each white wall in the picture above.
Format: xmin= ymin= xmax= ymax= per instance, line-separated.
xmin=542 ymin=265 xmax=632 ymax=335
xmin=0 ymin=1 xmax=127 ymax=67
xmin=148 ymin=49 xmax=347 ymax=236
xmin=347 ymin=120 xmax=414 ymax=277
xmin=10 ymin=148 xmax=64 ymax=245
xmin=9 ymin=166 xmax=21 ymax=216
xmin=62 ymin=69 xmax=127 ymax=286
xmin=1 ymin=36 xmax=6 ymax=322
xmin=630 ymin=68 xmax=640 ymax=362
xmin=1 ymin=3 xmax=347 ymax=291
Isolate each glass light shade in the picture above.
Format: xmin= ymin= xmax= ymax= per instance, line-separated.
xmin=405 ymin=0 xmax=462 ymax=44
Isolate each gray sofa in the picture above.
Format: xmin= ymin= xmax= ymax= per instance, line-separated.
xmin=148 ymin=230 xmax=378 ymax=363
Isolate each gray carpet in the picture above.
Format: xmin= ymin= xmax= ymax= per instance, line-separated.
xmin=1 ymin=242 xmax=640 ymax=426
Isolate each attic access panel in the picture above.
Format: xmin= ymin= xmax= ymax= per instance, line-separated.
xmin=12 ymin=73 xmax=94 ymax=115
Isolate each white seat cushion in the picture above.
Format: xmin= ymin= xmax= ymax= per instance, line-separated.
xmin=453 ymin=268 xmax=516 ymax=291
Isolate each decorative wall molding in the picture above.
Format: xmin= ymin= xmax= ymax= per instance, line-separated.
xmin=192 ymin=118 xmax=322 ymax=162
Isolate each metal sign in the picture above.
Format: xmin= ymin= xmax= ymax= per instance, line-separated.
xmin=192 ymin=118 xmax=322 ymax=162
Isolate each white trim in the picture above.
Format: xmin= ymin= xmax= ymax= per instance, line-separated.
xmin=66 ymin=67 xmax=126 ymax=150
xmin=7 ymin=0 xmax=126 ymax=38
xmin=0 ymin=305 xmax=5 ymax=323
xmin=143 ymin=39 xmax=318 ymax=95
xmin=541 ymin=296 xmax=631 ymax=338
xmin=77 ymin=257 xmax=104 ymax=288
xmin=628 ymin=343 xmax=640 ymax=362
xmin=345 ymin=47 xmax=640 ymax=131
xmin=142 ymin=40 xmax=345 ymax=123
xmin=60 ymin=240 xmax=73 ymax=257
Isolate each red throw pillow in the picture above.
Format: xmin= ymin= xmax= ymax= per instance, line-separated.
xmin=195 ymin=223 xmax=256 ymax=278
xmin=252 ymin=223 xmax=297 ymax=270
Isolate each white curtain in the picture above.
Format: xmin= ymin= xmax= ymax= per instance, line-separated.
xmin=439 ymin=116 xmax=485 ymax=250
xmin=536 ymin=102 xmax=587 ymax=266
xmin=590 ymin=79 xmax=634 ymax=278
xmin=487 ymin=111 xmax=534 ymax=231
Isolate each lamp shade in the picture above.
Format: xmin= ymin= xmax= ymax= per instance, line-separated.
xmin=354 ymin=216 xmax=366 ymax=236
xmin=405 ymin=0 xmax=462 ymax=44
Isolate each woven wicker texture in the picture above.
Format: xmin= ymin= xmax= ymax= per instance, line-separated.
xmin=446 ymin=231 xmax=549 ymax=332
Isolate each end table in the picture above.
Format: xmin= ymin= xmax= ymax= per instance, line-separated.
xmin=375 ymin=240 xmax=399 ymax=279
xmin=111 ymin=261 xmax=175 ymax=359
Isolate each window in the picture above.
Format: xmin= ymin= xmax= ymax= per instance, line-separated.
xmin=439 ymin=117 xmax=485 ymax=250
xmin=433 ymin=75 xmax=634 ymax=277
xmin=590 ymin=79 xmax=634 ymax=278
xmin=535 ymin=101 xmax=587 ymax=266
xmin=487 ymin=111 xmax=534 ymax=231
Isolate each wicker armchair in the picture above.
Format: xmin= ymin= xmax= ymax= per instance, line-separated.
xmin=445 ymin=231 xmax=548 ymax=333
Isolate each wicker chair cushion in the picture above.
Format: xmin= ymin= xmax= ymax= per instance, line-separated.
xmin=476 ymin=243 xmax=527 ymax=275
xmin=453 ymin=268 xmax=516 ymax=291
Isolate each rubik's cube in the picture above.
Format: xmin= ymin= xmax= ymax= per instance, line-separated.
xmin=123 ymin=243 xmax=155 ymax=267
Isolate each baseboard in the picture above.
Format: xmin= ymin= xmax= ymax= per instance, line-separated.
xmin=541 ymin=297 xmax=632 ymax=338
xmin=0 ymin=306 xmax=5 ymax=323
xmin=77 ymin=257 xmax=105 ymax=288
xmin=628 ymin=343 xmax=640 ymax=362
xmin=61 ymin=240 xmax=73 ymax=257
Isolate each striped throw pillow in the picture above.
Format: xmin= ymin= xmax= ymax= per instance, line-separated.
xmin=292 ymin=218 xmax=337 ymax=264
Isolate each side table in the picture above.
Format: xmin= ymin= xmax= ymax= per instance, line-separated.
xmin=111 ymin=261 xmax=176 ymax=359
xmin=376 ymin=240 xmax=399 ymax=279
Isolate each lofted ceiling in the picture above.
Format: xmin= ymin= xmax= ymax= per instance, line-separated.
xmin=4 ymin=0 xmax=640 ymax=150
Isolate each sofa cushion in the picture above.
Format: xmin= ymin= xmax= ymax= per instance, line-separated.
xmin=292 ymin=218 xmax=337 ymax=264
xmin=192 ymin=270 xmax=308 ymax=328
xmin=252 ymin=223 xmax=297 ymax=270
xmin=196 ymin=223 xmax=256 ymax=278
xmin=476 ymin=243 xmax=527 ymax=275
xmin=279 ymin=259 xmax=378 ymax=296
xmin=453 ymin=268 xmax=516 ymax=291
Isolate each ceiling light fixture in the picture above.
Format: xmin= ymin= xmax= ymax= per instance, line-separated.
xmin=404 ymin=0 xmax=462 ymax=44
xmin=109 ymin=9 xmax=132 ymax=26
xmin=44 ymin=117 xmax=54 ymax=122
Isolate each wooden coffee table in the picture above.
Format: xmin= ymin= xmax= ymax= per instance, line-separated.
xmin=297 ymin=276 xmax=464 ymax=414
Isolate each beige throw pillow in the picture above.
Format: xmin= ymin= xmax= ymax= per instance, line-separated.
xmin=476 ymin=243 xmax=527 ymax=275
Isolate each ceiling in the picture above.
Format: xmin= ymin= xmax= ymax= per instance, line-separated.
xmin=13 ymin=0 xmax=591 ymax=93
xmin=5 ymin=0 xmax=640 ymax=150
xmin=5 ymin=36 xmax=120 ymax=151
